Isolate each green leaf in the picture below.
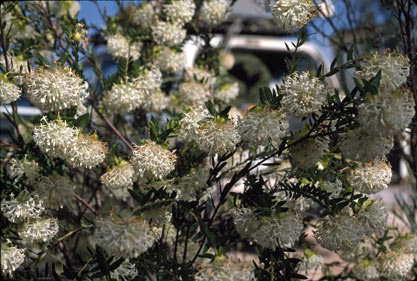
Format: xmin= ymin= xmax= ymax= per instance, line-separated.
xmin=34 ymin=51 xmax=50 ymax=66
xmin=218 ymin=106 xmax=231 ymax=118
xmin=347 ymin=44 xmax=355 ymax=61
xmin=57 ymin=52 xmax=69 ymax=65
xmin=205 ymin=101 xmax=217 ymax=117
xmin=330 ymin=55 xmax=338 ymax=70
xmin=73 ymin=113 xmax=89 ymax=129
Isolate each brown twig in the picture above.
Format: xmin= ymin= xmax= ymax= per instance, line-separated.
xmin=73 ymin=192 xmax=98 ymax=216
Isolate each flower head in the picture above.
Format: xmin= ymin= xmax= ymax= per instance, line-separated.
xmin=280 ymin=71 xmax=329 ymax=117
xmin=298 ymin=250 xmax=324 ymax=272
xmin=198 ymin=0 xmax=230 ymax=26
xmin=33 ymin=174 xmax=76 ymax=210
xmin=290 ymin=137 xmax=328 ymax=168
xmin=0 ymin=79 xmax=21 ymax=104
xmin=155 ymin=47 xmax=186 ymax=74
xmin=215 ymin=82 xmax=239 ymax=103
xmin=103 ymin=81 xmax=144 ymax=114
xmin=195 ymin=257 xmax=255 ymax=281
xmin=356 ymin=199 xmax=388 ymax=236
xmin=65 ymin=133 xmax=108 ymax=169
xmin=356 ymin=51 xmax=410 ymax=91
xmin=1 ymin=191 xmax=44 ymax=223
xmin=168 ymin=167 xmax=210 ymax=201
xmin=7 ymin=157 xmax=42 ymax=184
xmin=110 ymin=259 xmax=138 ymax=281
xmin=163 ymin=0 xmax=195 ymax=25
xmin=178 ymin=81 xmax=211 ymax=106
xmin=339 ymin=129 xmax=394 ymax=162
xmin=152 ymin=21 xmax=186 ymax=47
xmin=319 ymin=178 xmax=343 ymax=199
xmin=101 ymin=163 xmax=135 ymax=201
xmin=238 ymin=107 xmax=288 ymax=147
xmin=1 ymin=242 xmax=25 ymax=275
xmin=19 ymin=217 xmax=59 ymax=243
xmin=95 ymin=214 xmax=156 ymax=258
xmin=142 ymin=90 xmax=170 ymax=112
xmin=347 ymin=160 xmax=392 ymax=194
xmin=270 ymin=0 xmax=315 ymax=31
xmin=357 ymin=87 xmax=415 ymax=136
xmin=378 ymin=252 xmax=414 ymax=280
xmin=314 ymin=213 xmax=364 ymax=251
xmin=24 ymin=66 xmax=88 ymax=112
xmin=130 ymin=142 xmax=176 ymax=182
xmin=134 ymin=2 xmax=155 ymax=31
xmin=107 ymin=33 xmax=141 ymax=60
xmin=352 ymin=259 xmax=380 ymax=281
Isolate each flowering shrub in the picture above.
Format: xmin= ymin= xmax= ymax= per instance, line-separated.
xmin=1 ymin=1 xmax=416 ymax=280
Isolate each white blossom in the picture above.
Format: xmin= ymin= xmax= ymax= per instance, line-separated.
xmin=215 ymin=82 xmax=239 ymax=103
xmin=352 ymin=259 xmax=380 ymax=281
xmin=290 ymin=137 xmax=328 ymax=168
xmin=356 ymin=199 xmax=388 ymax=236
xmin=7 ymin=157 xmax=42 ymax=184
xmin=195 ymin=257 xmax=255 ymax=281
xmin=238 ymin=107 xmax=288 ymax=147
xmin=130 ymin=142 xmax=177 ymax=182
xmin=339 ymin=129 xmax=394 ymax=162
xmin=280 ymin=71 xmax=329 ymax=117
xmin=347 ymin=160 xmax=392 ymax=194
xmin=1 ymin=243 xmax=25 ymax=275
xmin=220 ymin=51 xmax=235 ymax=70
xmin=178 ymin=106 xmax=210 ymax=140
xmin=357 ymin=87 xmax=415 ymax=136
xmin=314 ymin=213 xmax=364 ymax=251
xmin=0 ymin=79 xmax=21 ymax=104
xmin=142 ymin=90 xmax=170 ymax=112
xmin=154 ymin=47 xmax=186 ymax=73
xmin=134 ymin=2 xmax=155 ymax=31
xmin=152 ymin=21 xmax=186 ymax=47
xmin=178 ymin=81 xmax=211 ymax=106
xmin=198 ymin=0 xmax=230 ymax=26
xmin=319 ymin=178 xmax=343 ymax=198
xmin=95 ymin=215 xmax=156 ymax=258
xmin=33 ymin=174 xmax=76 ymax=210
xmin=103 ymin=81 xmax=144 ymax=114
xmin=186 ymin=67 xmax=216 ymax=87
xmin=107 ymin=33 xmax=141 ymax=60
xmin=24 ymin=66 xmax=88 ymax=112
xmin=232 ymin=207 xmax=262 ymax=240
xmin=163 ymin=0 xmax=195 ymax=25
xmin=1 ymin=191 xmax=44 ymax=223
xmin=378 ymin=252 xmax=414 ymax=280
xmin=101 ymin=163 xmax=135 ymax=201
xmin=64 ymin=133 xmax=108 ymax=169
xmin=392 ymin=233 xmax=417 ymax=254
xmin=270 ymin=0 xmax=315 ymax=31
xmin=19 ymin=217 xmax=59 ymax=243
xmin=110 ymin=259 xmax=138 ymax=281
xmin=298 ymin=250 xmax=324 ymax=272
xmin=168 ymin=167 xmax=210 ymax=201
xmin=356 ymin=51 xmax=410 ymax=91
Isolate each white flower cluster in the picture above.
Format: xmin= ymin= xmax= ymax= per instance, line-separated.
xmin=270 ymin=0 xmax=315 ymax=31
xmin=238 ymin=107 xmax=288 ymax=147
xmin=339 ymin=130 xmax=394 ymax=162
xmin=167 ymin=167 xmax=210 ymax=201
xmin=19 ymin=217 xmax=59 ymax=243
xmin=298 ymin=250 xmax=324 ymax=272
xmin=187 ymin=67 xmax=217 ymax=87
xmin=314 ymin=213 xmax=364 ymax=251
xmin=1 ymin=191 xmax=44 ymax=223
xmin=290 ymin=137 xmax=328 ymax=169
xmin=101 ymin=163 xmax=135 ymax=201
xmin=378 ymin=252 xmax=415 ymax=280
xmin=195 ymin=257 xmax=255 ymax=281
xmin=110 ymin=259 xmax=138 ymax=281
xmin=103 ymin=81 xmax=142 ymax=113
xmin=33 ymin=174 xmax=76 ymax=210
xmin=142 ymin=89 xmax=170 ymax=112
xmin=215 ymin=82 xmax=239 ymax=103
xmin=280 ymin=71 xmax=329 ymax=117
xmin=178 ymin=81 xmax=211 ymax=106
xmin=352 ymin=260 xmax=380 ymax=281
xmin=198 ymin=0 xmax=230 ymax=26
xmin=356 ymin=51 xmax=410 ymax=91
xmin=155 ymin=47 xmax=186 ymax=74
xmin=130 ymin=142 xmax=177 ymax=182
xmin=0 ymin=79 xmax=21 ymax=104
xmin=356 ymin=199 xmax=388 ymax=236
xmin=107 ymin=33 xmax=141 ymax=60
xmin=220 ymin=51 xmax=235 ymax=70
xmin=24 ymin=66 xmax=88 ymax=112
xmin=7 ymin=157 xmax=42 ymax=184
xmin=357 ymin=87 xmax=415 ymax=137
xmin=33 ymin=118 xmax=107 ymax=168
xmin=152 ymin=21 xmax=186 ymax=47
xmin=179 ymin=106 xmax=210 ymax=137
xmin=392 ymin=233 xmax=417 ymax=254
xmin=163 ymin=0 xmax=195 ymax=26
xmin=319 ymin=178 xmax=343 ymax=199
xmin=1 ymin=243 xmax=25 ymax=275
xmin=347 ymin=160 xmax=392 ymax=194
xmin=95 ymin=215 xmax=156 ymax=258
xmin=233 ymin=208 xmax=303 ymax=250
xmin=134 ymin=2 xmax=155 ymax=31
